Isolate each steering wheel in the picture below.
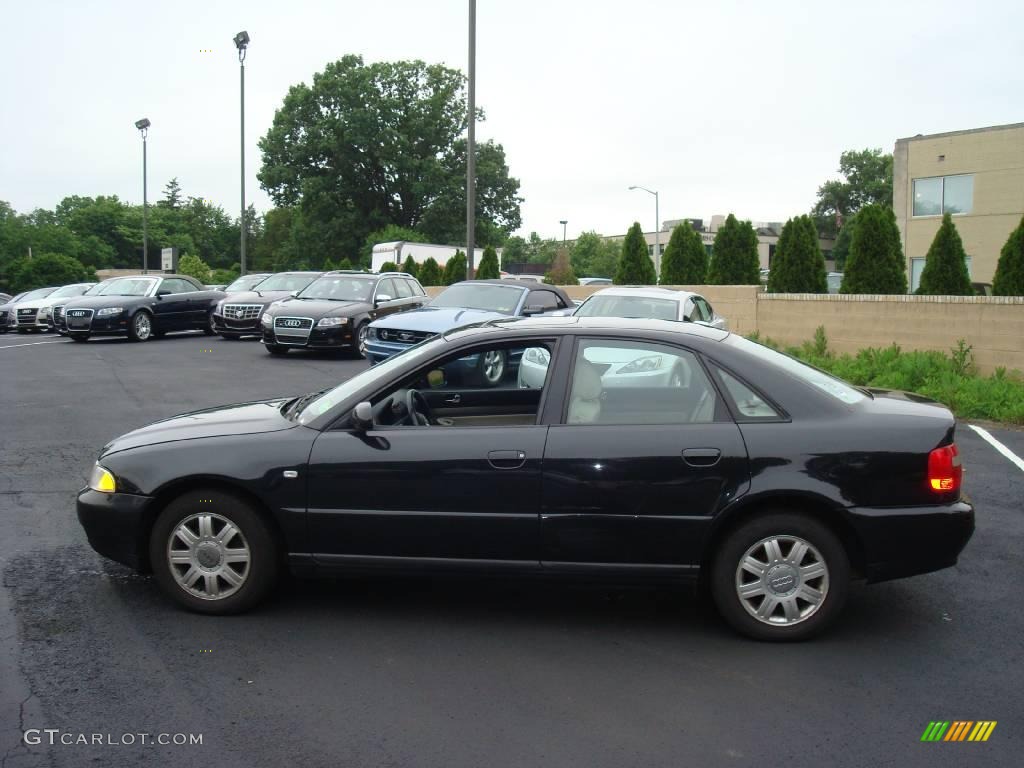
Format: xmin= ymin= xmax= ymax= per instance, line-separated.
xmin=404 ymin=389 xmax=432 ymax=427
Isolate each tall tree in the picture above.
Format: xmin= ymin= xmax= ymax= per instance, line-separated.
xmin=258 ymin=55 xmax=522 ymax=260
xmin=917 ymin=213 xmax=973 ymax=295
xmin=992 ymin=216 xmax=1024 ymax=296
xmin=442 ymin=250 xmax=467 ymax=285
xmin=401 ymin=254 xmax=418 ymax=277
xmin=417 ymin=257 xmax=442 ymax=286
xmin=767 ymin=216 xmax=827 ymax=293
xmin=812 ymin=148 xmax=893 ymax=238
xmin=660 ymin=223 xmax=707 ymax=285
xmin=378 ymin=261 xmax=398 ymax=272
xmin=840 ymin=204 xmax=907 ymax=294
xmin=7 ymin=253 xmax=95 ymax=293
xmin=614 ymin=222 xmax=656 ymax=285
xmin=476 ymin=246 xmax=500 ymax=279
xmin=708 ymin=214 xmax=760 ymax=284
xmin=159 ymin=178 xmax=183 ymax=209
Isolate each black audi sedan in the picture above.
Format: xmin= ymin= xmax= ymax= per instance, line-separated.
xmin=211 ymin=271 xmax=321 ymax=339
xmin=260 ymin=270 xmax=426 ymax=357
xmin=77 ymin=317 xmax=974 ymax=640
xmin=62 ymin=274 xmax=225 ymax=342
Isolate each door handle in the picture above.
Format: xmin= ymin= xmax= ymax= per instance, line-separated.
xmin=487 ymin=450 xmax=526 ymax=470
xmin=444 ymin=394 xmax=461 ymax=405
xmin=682 ymin=448 xmax=721 ymax=467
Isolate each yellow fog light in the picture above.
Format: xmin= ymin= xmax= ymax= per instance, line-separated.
xmin=88 ymin=464 xmax=117 ymax=493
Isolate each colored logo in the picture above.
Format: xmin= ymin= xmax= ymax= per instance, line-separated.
xmin=921 ymin=721 xmax=997 ymax=742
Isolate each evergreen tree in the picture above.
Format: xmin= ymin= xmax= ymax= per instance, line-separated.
xmin=660 ymin=223 xmax=707 ymax=285
xmin=707 ymin=214 xmax=760 ymax=284
xmin=379 ymin=261 xmax=398 ymax=272
xmin=545 ymin=248 xmax=578 ymax=285
xmin=917 ymin=213 xmax=972 ymax=295
xmin=476 ymin=245 xmax=500 ymax=279
xmin=840 ymin=204 xmax=907 ymax=294
xmin=767 ymin=216 xmax=827 ymax=293
xmin=831 ymin=220 xmax=853 ymax=271
xmin=401 ymin=254 xmax=418 ymax=277
xmin=336 ymin=257 xmax=354 ymax=271
xmin=418 ymin=257 xmax=442 ymax=286
xmin=322 ymin=258 xmax=337 ymax=271
xmin=992 ymin=215 xmax=1024 ymax=296
xmin=159 ymin=178 xmax=183 ymax=209
xmin=614 ymin=222 xmax=657 ymax=284
xmin=442 ymin=250 xmax=467 ymax=284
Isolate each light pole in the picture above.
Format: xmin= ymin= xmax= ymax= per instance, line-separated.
xmin=465 ymin=0 xmax=476 ymax=279
xmin=559 ymin=220 xmax=567 ymax=247
xmin=234 ymin=30 xmax=250 ymax=276
xmin=135 ymin=118 xmax=151 ymax=274
xmin=629 ymin=185 xmax=660 ymax=281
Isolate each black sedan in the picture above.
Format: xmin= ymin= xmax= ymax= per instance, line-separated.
xmin=77 ymin=317 xmax=973 ymax=640
xmin=260 ymin=271 xmax=426 ymax=357
xmin=62 ymin=274 xmax=225 ymax=342
xmin=211 ymin=271 xmax=321 ymax=339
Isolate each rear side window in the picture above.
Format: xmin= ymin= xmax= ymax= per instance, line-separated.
xmin=714 ymin=368 xmax=782 ymax=420
xmin=694 ymin=297 xmax=713 ymax=322
xmin=528 ymin=291 xmax=560 ymax=312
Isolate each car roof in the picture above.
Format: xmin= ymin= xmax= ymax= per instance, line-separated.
xmin=443 ymin=315 xmax=729 ymax=343
xmin=585 ymin=286 xmax=701 ymax=301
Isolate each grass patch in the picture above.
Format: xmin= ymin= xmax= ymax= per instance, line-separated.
xmin=746 ymin=328 xmax=1024 ymax=425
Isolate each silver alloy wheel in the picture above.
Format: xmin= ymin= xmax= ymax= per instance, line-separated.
xmin=134 ymin=313 xmax=152 ymax=340
xmin=481 ymin=350 xmax=505 ymax=385
xmin=208 ymin=312 xmax=217 ymax=333
xmin=357 ymin=323 xmax=368 ymax=356
xmin=735 ymin=534 xmax=829 ymax=626
xmin=167 ymin=512 xmax=251 ymax=601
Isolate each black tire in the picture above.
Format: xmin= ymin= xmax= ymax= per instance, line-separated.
xmin=265 ymin=344 xmax=288 ymax=356
xmin=203 ymin=311 xmax=217 ymax=336
xmin=70 ymin=333 xmax=89 ymax=342
xmin=149 ymin=489 xmax=278 ymax=615
xmin=352 ymin=321 xmax=369 ymax=359
xmin=710 ymin=511 xmax=849 ymax=641
xmin=127 ymin=311 xmax=153 ymax=342
xmin=16 ymin=329 xmax=28 ymax=334
xmin=220 ymin=333 xmax=242 ymax=340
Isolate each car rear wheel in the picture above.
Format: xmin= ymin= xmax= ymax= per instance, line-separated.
xmin=127 ymin=311 xmax=153 ymax=342
xmin=710 ymin=512 xmax=849 ymax=641
xmin=149 ymin=489 xmax=278 ymax=614
xmin=265 ymin=344 xmax=288 ymax=356
xmin=477 ymin=349 xmax=507 ymax=387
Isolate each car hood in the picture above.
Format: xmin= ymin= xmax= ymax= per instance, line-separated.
xmin=102 ymin=398 xmax=298 ymax=456
xmin=223 ymin=289 xmax=296 ymax=306
xmin=371 ymin=306 xmax=512 ymax=333
xmin=271 ymin=297 xmax=370 ymax=317
xmin=11 ymin=297 xmax=57 ymax=310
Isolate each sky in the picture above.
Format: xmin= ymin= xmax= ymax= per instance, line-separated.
xmin=2 ymin=0 xmax=1022 ymax=242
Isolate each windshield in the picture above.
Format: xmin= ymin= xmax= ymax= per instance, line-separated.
xmin=297 ymin=336 xmax=446 ymax=425
xmin=49 ymin=284 xmax=91 ymax=299
xmin=575 ymin=295 xmax=679 ymax=321
xmin=225 ymin=274 xmax=269 ymax=292
xmin=298 ymin=275 xmax=374 ymax=302
xmin=94 ymin=278 xmax=157 ymax=297
xmin=430 ymin=284 xmax=524 ymax=314
xmin=255 ymin=273 xmax=318 ymax=292
xmin=725 ymin=335 xmax=865 ymax=405
xmin=20 ymin=287 xmax=57 ymax=301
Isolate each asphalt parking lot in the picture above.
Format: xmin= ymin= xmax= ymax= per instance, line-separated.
xmin=1 ymin=330 xmax=1021 ymax=768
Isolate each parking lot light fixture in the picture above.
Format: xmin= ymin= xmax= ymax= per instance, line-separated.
xmin=629 ymin=185 xmax=660 ymax=281
xmin=559 ymin=220 xmax=567 ymax=247
xmin=234 ymin=30 xmax=249 ymax=276
xmin=136 ymin=118 xmax=151 ymax=274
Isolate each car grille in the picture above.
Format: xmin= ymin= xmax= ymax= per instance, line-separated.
xmin=65 ymin=308 xmax=94 ymax=330
xmin=273 ymin=316 xmax=313 ymax=345
xmin=223 ymin=303 xmax=263 ymax=321
xmin=16 ymin=308 xmax=38 ymax=327
xmin=376 ymin=328 xmax=435 ymax=345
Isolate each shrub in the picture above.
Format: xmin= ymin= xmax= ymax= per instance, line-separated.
xmin=767 ymin=216 xmax=827 ymax=293
xmin=417 ymin=257 xmax=442 ymax=286
xmin=614 ymin=222 xmax=656 ymax=285
xmin=401 ymin=254 xmax=418 ymax=277
xmin=660 ymin=223 xmax=707 ymax=285
xmin=475 ymin=246 xmax=500 ymax=279
xmin=8 ymin=253 xmax=95 ymax=293
xmin=917 ymin=213 xmax=972 ymax=295
xmin=442 ymin=250 xmax=467 ymax=285
xmin=177 ymin=254 xmax=211 ymax=283
xmin=708 ymin=214 xmax=760 ymax=284
xmin=378 ymin=261 xmax=398 ymax=273
xmin=840 ymin=204 xmax=906 ymax=294
xmin=992 ymin=215 xmax=1024 ymax=296
xmin=336 ymin=257 xmax=354 ymax=271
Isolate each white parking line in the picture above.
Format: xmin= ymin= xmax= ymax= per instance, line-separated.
xmin=968 ymin=424 xmax=1024 ymax=474
xmin=0 ymin=340 xmax=70 ymax=350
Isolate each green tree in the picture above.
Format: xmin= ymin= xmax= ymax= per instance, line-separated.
xmin=500 ymin=235 xmax=528 ymax=265
xmin=336 ymin=257 xmax=354 ymax=271
xmin=840 ymin=204 xmax=907 ymax=294
xmin=917 ymin=213 xmax=973 ymax=295
xmin=158 ymin=178 xmax=183 ymax=209
xmin=660 ymin=223 xmax=707 ymax=284
xmin=8 ymin=253 xmax=94 ymax=293
xmin=831 ymin=220 xmax=853 ymax=271
xmin=379 ymin=261 xmax=398 ymax=272
xmin=992 ymin=216 xmax=1024 ymax=296
xmin=442 ymin=250 xmax=467 ymax=285
xmin=707 ymin=214 xmax=760 ymax=284
xmin=258 ymin=55 xmax=522 ymax=261
xmin=401 ymin=254 xmax=418 ymax=277
xmin=545 ymin=249 xmax=578 ymax=285
xmin=418 ymin=256 xmax=442 ymax=286
xmin=476 ymin=245 xmax=500 ymax=279
xmin=177 ymin=253 xmax=212 ymax=283
xmin=570 ymin=231 xmax=620 ymax=278
xmin=767 ymin=216 xmax=828 ymax=293
xmin=614 ymin=222 xmax=656 ymax=285
xmin=812 ymin=148 xmax=893 ymax=238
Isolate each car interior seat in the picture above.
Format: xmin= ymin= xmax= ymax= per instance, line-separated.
xmin=567 ymin=358 xmax=603 ymax=424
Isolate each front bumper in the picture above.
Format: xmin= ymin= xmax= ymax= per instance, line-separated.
xmin=66 ymin=314 xmax=130 ymax=335
xmin=848 ymin=500 xmax=975 ymax=582
xmin=365 ymin=338 xmax=415 ymax=364
xmin=262 ymin=324 xmax=356 ymax=350
xmin=213 ymin=312 xmax=262 ymax=335
xmin=77 ymin=488 xmax=155 ymax=571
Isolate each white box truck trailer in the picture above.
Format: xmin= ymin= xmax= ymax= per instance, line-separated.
xmin=371 ymin=241 xmax=497 ymax=273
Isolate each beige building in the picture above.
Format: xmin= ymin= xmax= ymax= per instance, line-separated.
xmin=893 ymin=122 xmax=1024 ymax=290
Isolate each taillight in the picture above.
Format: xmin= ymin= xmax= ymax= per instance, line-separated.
xmin=928 ymin=444 xmax=962 ymax=493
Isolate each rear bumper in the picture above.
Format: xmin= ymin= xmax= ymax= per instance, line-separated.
xmin=847 ymin=501 xmax=975 ymax=582
xmin=77 ymin=488 xmax=154 ymax=571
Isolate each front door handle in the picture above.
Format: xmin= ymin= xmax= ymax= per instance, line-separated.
xmin=488 ymin=450 xmax=526 ymax=470
xmin=682 ymin=448 xmax=721 ymax=467
xmin=444 ymin=394 xmax=461 ymax=405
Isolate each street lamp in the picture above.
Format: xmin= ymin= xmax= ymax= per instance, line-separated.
xmin=234 ymin=30 xmax=250 ymax=276
xmin=465 ymin=1 xmax=476 ymax=279
xmin=559 ymin=220 xmax=567 ymax=247
xmin=629 ymin=185 xmax=660 ymax=281
xmin=135 ymin=118 xmax=151 ymax=274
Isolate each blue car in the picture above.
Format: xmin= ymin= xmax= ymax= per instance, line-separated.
xmin=365 ymin=279 xmax=574 ymax=386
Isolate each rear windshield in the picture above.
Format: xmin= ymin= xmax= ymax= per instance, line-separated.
xmin=724 ymin=335 xmax=865 ymax=405
xmin=575 ymin=294 xmax=678 ymax=321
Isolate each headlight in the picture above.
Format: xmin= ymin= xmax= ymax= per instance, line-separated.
xmin=96 ymin=307 xmax=124 ymax=317
xmin=317 ymin=317 xmax=348 ymax=327
xmin=215 ymin=301 xmax=225 ymax=313
xmin=261 ymin=313 xmax=273 ymax=326
xmin=87 ymin=464 xmax=117 ymax=493
xmin=618 ymin=355 xmax=663 ymax=374
xmin=41 ymin=307 xmax=52 ymax=317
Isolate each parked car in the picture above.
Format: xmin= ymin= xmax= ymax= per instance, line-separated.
xmin=0 ymin=292 xmax=28 ymax=333
xmin=507 ymin=274 xmax=545 ymax=283
xmin=17 ymin=282 xmax=96 ymax=332
xmin=971 ymin=282 xmax=993 ymax=297
xmin=578 ymin=277 xmax=612 ymax=286
xmin=0 ymin=293 xmax=11 ymax=304
xmin=6 ymin=287 xmax=57 ymax=333
xmin=211 ymin=271 xmax=322 ymax=339
xmin=827 ymin=272 xmax=843 ymax=294
xmin=76 ymin=317 xmax=974 ymax=640
xmin=222 ymin=273 xmax=272 ymax=294
xmin=573 ymin=287 xmax=728 ymax=329
xmin=62 ymin=275 xmax=225 ymax=342
xmin=53 ymin=283 xmax=105 ymax=335
xmin=260 ymin=271 xmax=427 ymax=357
xmin=205 ymin=284 xmax=228 ymax=292
xmin=365 ymin=279 xmax=573 ymax=367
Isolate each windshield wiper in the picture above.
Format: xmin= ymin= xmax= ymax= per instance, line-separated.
xmin=284 ymin=388 xmax=330 ymax=419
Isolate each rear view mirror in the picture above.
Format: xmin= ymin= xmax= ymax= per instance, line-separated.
xmin=290 ymin=290 xmax=299 ymax=297
xmin=351 ymin=401 xmax=374 ymax=431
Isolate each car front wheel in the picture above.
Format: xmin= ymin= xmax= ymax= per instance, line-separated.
xmin=354 ymin=321 xmax=369 ymax=358
xmin=127 ymin=311 xmax=153 ymax=342
xmin=477 ymin=349 xmax=507 ymax=387
xmin=203 ymin=311 xmax=217 ymax=336
xmin=710 ymin=512 xmax=849 ymax=641
xmin=265 ymin=344 xmax=288 ymax=356
xmin=149 ymin=489 xmax=278 ymax=614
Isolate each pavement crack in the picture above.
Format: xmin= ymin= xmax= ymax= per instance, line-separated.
xmin=0 ymin=693 xmax=35 ymax=768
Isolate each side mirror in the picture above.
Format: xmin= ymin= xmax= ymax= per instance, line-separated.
xmin=521 ymin=304 xmax=545 ymax=316
xmin=351 ymin=401 xmax=374 ymax=431
xmin=156 ymin=289 xmax=171 ymax=297
xmin=289 ymin=290 xmax=299 ymax=297
xmin=375 ymin=294 xmax=393 ymax=305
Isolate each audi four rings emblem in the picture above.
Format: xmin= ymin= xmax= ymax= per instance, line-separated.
xmin=281 ymin=319 xmax=302 ymax=328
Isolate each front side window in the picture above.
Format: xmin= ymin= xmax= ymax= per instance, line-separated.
xmin=162 ymin=278 xmax=196 ymax=294
xmin=430 ymin=284 xmax=524 ymax=314
xmin=913 ymin=174 xmax=973 ymax=216
xmin=576 ymin=295 xmax=679 ymax=321
xmin=299 ymin=276 xmax=375 ymax=302
xmin=566 ymin=339 xmax=718 ymax=425
xmin=693 ymin=297 xmax=713 ymax=322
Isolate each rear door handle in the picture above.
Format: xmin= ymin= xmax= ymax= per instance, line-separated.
xmin=488 ymin=450 xmax=526 ymax=470
xmin=682 ymin=448 xmax=721 ymax=467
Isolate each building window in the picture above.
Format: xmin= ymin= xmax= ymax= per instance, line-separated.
xmin=913 ymin=174 xmax=973 ymax=217
xmin=647 ymin=245 xmax=654 ymax=256
xmin=910 ymin=256 xmax=971 ymax=292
